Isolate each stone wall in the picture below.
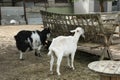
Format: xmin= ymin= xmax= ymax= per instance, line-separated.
xmin=1 ymin=7 xmax=26 ymax=25
xmin=0 ymin=0 xmax=73 ymax=25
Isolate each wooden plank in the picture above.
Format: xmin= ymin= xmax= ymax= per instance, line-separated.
xmin=88 ymin=61 xmax=98 ymax=71
xmin=77 ymin=43 xmax=120 ymax=60
xmin=110 ymin=77 xmax=117 ymax=80
xmin=115 ymin=64 xmax=120 ymax=74
xmin=88 ymin=61 xmax=110 ymax=73
xmin=88 ymin=61 xmax=120 ymax=75
xmin=103 ymin=61 xmax=120 ymax=74
xmin=100 ymin=75 xmax=120 ymax=80
xmin=77 ymin=45 xmax=104 ymax=56
xmin=100 ymin=75 xmax=110 ymax=80
xmin=116 ymin=77 xmax=120 ymax=80
xmin=94 ymin=61 xmax=110 ymax=73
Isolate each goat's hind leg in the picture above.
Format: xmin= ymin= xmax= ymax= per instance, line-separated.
xmin=50 ymin=54 xmax=54 ymax=74
xmin=71 ymin=53 xmax=75 ymax=70
xmin=57 ymin=56 xmax=62 ymax=75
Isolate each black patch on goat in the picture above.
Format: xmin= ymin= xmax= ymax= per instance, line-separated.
xmin=37 ymin=28 xmax=50 ymax=45
xmin=14 ymin=28 xmax=50 ymax=59
xmin=14 ymin=30 xmax=33 ymax=52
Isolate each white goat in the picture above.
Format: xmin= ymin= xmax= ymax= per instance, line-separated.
xmin=48 ymin=27 xmax=85 ymax=75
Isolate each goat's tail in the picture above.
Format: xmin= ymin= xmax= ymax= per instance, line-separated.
xmin=48 ymin=50 xmax=52 ymax=56
xmin=14 ymin=35 xmax=17 ymax=40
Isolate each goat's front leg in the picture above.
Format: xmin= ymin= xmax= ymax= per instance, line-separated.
xmin=57 ymin=56 xmax=62 ymax=75
xmin=71 ymin=53 xmax=75 ymax=70
xmin=35 ymin=45 xmax=42 ymax=57
xmin=19 ymin=51 xmax=24 ymax=60
xmin=50 ymin=54 xmax=54 ymax=74
xmin=38 ymin=45 xmax=42 ymax=57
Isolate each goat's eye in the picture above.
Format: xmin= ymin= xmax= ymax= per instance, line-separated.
xmin=77 ymin=30 xmax=79 ymax=32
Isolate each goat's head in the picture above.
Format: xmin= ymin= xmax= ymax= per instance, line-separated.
xmin=42 ymin=27 xmax=51 ymax=38
xmin=70 ymin=27 xmax=85 ymax=38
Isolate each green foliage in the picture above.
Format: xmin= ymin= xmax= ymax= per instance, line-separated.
xmin=96 ymin=0 xmax=114 ymax=1
xmin=71 ymin=0 xmax=113 ymax=2
xmin=71 ymin=0 xmax=80 ymax=3
xmin=71 ymin=0 xmax=114 ymax=12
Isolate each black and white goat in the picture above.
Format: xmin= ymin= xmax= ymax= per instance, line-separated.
xmin=48 ymin=27 xmax=84 ymax=75
xmin=14 ymin=28 xmax=50 ymax=60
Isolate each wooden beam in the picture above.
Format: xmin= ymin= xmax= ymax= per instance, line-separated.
xmin=0 ymin=6 xmax=1 ymax=25
xmin=15 ymin=0 xmax=40 ymax=2
xmin=12 ymin=0 xmax=15 ymax=6
xmin=23 ymin=0 xmax=28 ymax=24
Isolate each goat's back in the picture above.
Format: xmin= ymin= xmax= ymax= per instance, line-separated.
xmin=49 ymin=36 xmax=77 ymax=53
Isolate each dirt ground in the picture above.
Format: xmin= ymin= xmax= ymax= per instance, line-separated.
xmin=0 ymin=25 xmax=99 ymax=80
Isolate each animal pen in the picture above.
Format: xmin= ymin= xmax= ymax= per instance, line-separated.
xmin=40 ymin=10 xmax=120 ymax=60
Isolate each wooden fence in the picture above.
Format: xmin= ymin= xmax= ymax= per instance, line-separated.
xmin=40 ymin=10 xmax=120 ymax=60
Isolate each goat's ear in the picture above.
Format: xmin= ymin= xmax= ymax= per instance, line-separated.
xmin=46 ymin=27 xmax=50 ymax=30
xmin=14 ymin=35 xmax=17 ymax=40
xmin=82 ymin=34 xmax=85 ymax=38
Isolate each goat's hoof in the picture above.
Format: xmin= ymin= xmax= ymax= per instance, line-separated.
xmin=35 ymin=53 xmax=38 ymax=56
xmin=20 ymin=58 xmax=24 ymax=61
xmin=38 ymin=54 xmax=42 ymax=57
xmin=72 ymin=67 xmax=75 ymax=70
xmin=68 ymin=66 xmax=72 ymax=69
xmin=49 ymin=71 xmax=53 ymax=75
xmin=58 ymin=74 xmax=61 ymax=76
xmin=57 ymin=73 xmax=61 ymax=76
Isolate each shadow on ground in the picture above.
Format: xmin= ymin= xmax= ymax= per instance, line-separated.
xmin=0 ymin=45 xmax=100 ymax=80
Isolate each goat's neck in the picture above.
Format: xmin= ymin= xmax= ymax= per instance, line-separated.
xmin=73 ymin=33 xmax=81 ymax=43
